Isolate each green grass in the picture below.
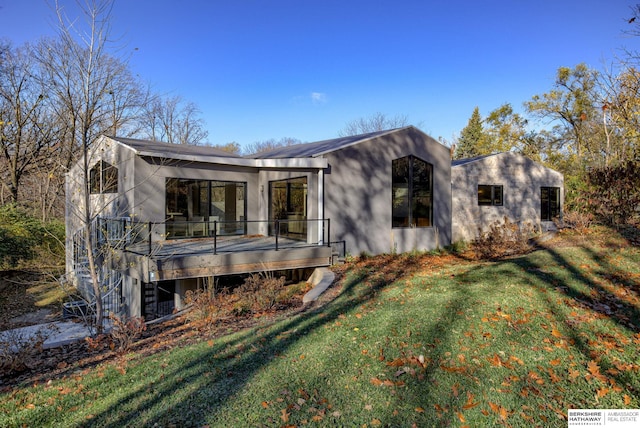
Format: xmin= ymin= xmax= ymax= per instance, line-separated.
xmin=1 ymin=231 xmax=639 ymax=427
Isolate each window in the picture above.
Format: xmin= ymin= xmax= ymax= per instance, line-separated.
xmin=165 ymin=178 xmax=247 ymax=237
xmin=269 ymin=177 xmax=308 ymax=237
xmin=392 ymin=155 xmax=433 ymax=227
xmin=478 ymin=185 xmax=503 ymax=206
xmin=541 ymin=186 xmax=560 ymax=221
xmin=89 ymin=161 xmax=118 ymax=194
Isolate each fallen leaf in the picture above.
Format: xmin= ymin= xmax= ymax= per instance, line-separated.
xmin=261 ymin=401 xmax=269 ymax=408
xmin=462 ymin=392 xmax=479 ymax=410
xmin=370 ymin=377 xmax=383 ymax=386
xmin=456 ymin=411 xmax=466 ymax=423
xmin=624 ymin=395 xmax=632 ymax=405
xmin=499 ymin=406 xmax=509 ymax=421
xmin=415 ymin=407 xmax=425 ymax=413
xmin=596 ymin=387 xmax=610 ymax=398
xmin=550 ymin=358 xmax=561 ymax=366
xmin=386 ymin=358 xmax=406 ymax=367
xmin=280 ymin=409 xmax=290 ymax=423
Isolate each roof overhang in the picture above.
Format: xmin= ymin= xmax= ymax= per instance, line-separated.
xmin=133 ymin=148 xmax=328 ymax=169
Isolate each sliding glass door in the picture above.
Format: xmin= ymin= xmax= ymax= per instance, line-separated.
xmin=165 ymin=178 xmax=246 ymax=238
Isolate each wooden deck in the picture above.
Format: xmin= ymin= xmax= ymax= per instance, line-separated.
xmin=119 ymin=235 xmax=333 ymax=282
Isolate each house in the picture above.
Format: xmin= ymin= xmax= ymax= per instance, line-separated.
xmin=65 ymin=126 xmax=562 ymax=320
xmin=451 ymin=152 xmax=564 ymax=242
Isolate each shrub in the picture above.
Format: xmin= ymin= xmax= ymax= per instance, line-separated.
xmin=0 ymin=204 xmax=65 ymax=269
xmin=554 ymin=210 xmax=593 ymax=235
xmin=184 ymin=287 xmax=229 ymax=327
xmin=0 ymin=325 xmax=56 ymax=375
xmin=584 ymin=160 xmax=640 ymax=226
xmin=109 ymin=313 xmax=146 ymax=353
xmin=236 ymin=272 xmax=286 ymax=312
xmin=471 ymin=217 xmax=535 ymax=259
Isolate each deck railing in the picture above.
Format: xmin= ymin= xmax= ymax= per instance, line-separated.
xmin=97 ymin=217 xmax=331 ymax=257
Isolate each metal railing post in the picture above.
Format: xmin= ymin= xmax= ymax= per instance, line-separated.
xmin=148 ymin=222 xmax=152 ymax=255
xmin=327 ymin=219 xmax=331 ymax=247
xmin=275 ymin=219 xmax=279 ymax=251
xmin=213 ymin=221 xmax=217 ymax=254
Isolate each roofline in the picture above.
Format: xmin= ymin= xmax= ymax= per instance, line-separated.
xmin=105 ymin=136 xmax=327 ymax=169
xmin=451 ymin=153 xmax=502 ymax=167
xmin=309 ymin=126 xmax=416 ymax=157
xmin=140 ymin=151 xmax=328 ymax=168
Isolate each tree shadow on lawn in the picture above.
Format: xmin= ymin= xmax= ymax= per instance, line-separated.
xmin=81 ymin=254 xmax=482 ymax=426
xmin=503 ymin=245 xmax=640 ymax=403
xmin=46 ymin=243 xmax=640 ymax=426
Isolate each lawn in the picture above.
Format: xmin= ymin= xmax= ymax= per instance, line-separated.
xmin=1 ymin=229 xmax=639 ymax=427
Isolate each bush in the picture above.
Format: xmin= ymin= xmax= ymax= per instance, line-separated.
xmin=183 ymin=286 xmax=231 ymax=327
xmin=0 ymin=204 xmax=65 ymax=269
xmin=0 ymin=325 xmax=57 ymax=375
xmin=236 ymin=273 xmax=286 ymax=312
xmin=109 ymin=313 xmax=146 ymax=353
xmin=554 ymin=210 xmax=593 ymax=235
xmin=471 ymin=217 xmax=535 ymax=259
xmin=585 ymin=160 xmax=640 ymax=226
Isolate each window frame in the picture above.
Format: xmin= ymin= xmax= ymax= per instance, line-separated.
xmin=477 ymin=184 xmax=503 ymax=206
xmin=89 ymin=160 xmax=118 ymax=194
xmin=392 ymin=155 xmax=433 ymax=228
xmin=541 ymin=186 xmax=561 ymax=221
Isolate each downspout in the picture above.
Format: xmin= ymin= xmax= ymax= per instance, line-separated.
xmin=317 ymin=168 xmax=324 ymax=245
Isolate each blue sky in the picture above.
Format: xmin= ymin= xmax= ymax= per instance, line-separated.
xmin=0 ymin=0 xmax=635 ymax=148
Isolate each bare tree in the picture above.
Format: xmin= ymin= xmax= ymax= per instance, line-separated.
xmin=0 ymin=42 xmax=56 ymax=205
xmin=139 ymin=95 xmax=209 ymax=145
xmin=244 ymin=137 xmax=301 ymax=155
xmin=46 ymin=0 xmax=144 ymax=331
xmin=339 ymin=112 xmax=409 ymax=137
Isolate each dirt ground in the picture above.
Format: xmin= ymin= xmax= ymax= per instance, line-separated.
xmin=0 ymin=271 xmax=62 ymax=332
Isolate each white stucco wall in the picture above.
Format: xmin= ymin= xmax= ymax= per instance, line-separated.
xmin=451 ymin=152 xmax=564 ymax=243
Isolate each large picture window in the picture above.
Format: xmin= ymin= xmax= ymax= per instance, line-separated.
xmin=89 ymin=161 xmax=118 ymax=194
xmin=392 ymin=155 xmax=433 ymax=228
xmin=541 ymin=186 xmax=560 ymax=221
xmin=478 ymin=185 xmax=503 ymax=206
xmin=165 ymin=178 xmax=246 ymax=238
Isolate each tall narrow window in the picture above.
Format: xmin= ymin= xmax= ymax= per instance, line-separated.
xmin=541 ymin=186 xmax=560 ymax=221
xmin=392 ymin=156 xmax=433 ymax=228
xmin=89 ymin=161 xmax=118 ymax=194
xmin=478 ymin=185 xmax=503 ymax=206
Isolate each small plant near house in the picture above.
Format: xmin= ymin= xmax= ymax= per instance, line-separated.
xmin=471 ymin=216 xmax=535 ymax=259
xmin=236 ymin=272 xmax=286 ymax=312
xmin=108 ymin=313 xmax=146 ymax=354
xmin=554 ymin=210 xmax=594 ymax=235
xmin=0 ymin=326 xmax=56 ymax=376
xmin=184 ymin=286 xmax=233 ymax=327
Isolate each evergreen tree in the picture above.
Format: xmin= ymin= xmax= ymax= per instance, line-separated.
xmin=454 ymin=107 xmax=485 ymax=159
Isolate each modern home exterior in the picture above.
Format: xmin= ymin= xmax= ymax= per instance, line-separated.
xmin=451 ymin=152 xmax=564 ymax=242
xmin=65 ymin=126 xmax=562 ymax=320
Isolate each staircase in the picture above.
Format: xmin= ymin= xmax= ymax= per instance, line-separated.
xmin=71 ymin=222 xmax=124 ymax=320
